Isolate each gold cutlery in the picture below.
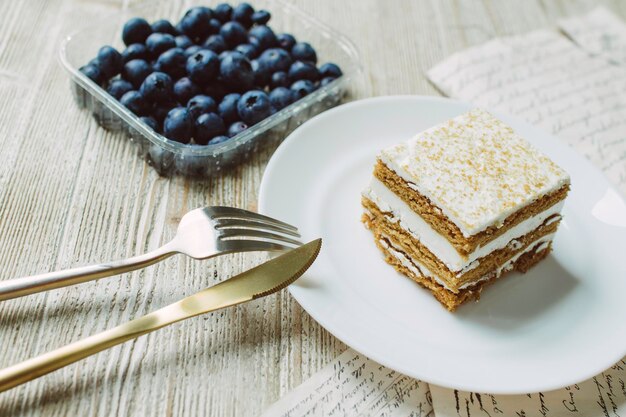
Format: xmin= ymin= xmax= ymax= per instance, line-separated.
xmin=0 ymin=239 xmax=321 ymax=392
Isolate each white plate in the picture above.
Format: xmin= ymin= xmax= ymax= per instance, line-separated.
xmin=258 ymin=96 xmax=626 ymax=394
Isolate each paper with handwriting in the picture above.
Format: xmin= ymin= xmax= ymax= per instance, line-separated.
xmin=430 ymin=358 xmax=626 ymax=416
xmin=427 ymin=9 xmax=626 ymax=196
xmin=426 ymin=7 xmax=626 ymax=417
xmin=559 ymin=6 xmax=626 ymax=65
xmin=260 ymin=348 xmax=433 ymax=417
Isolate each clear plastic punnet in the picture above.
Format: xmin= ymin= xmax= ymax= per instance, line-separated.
xmin=60 ymin=0 xmax=364 ymax=177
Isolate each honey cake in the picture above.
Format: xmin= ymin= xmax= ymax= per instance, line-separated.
xmin=361 ymin=109 xmax=570 ymax=311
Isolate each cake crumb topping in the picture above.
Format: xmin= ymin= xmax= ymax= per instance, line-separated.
xmin=379 ymin=109 xmax=570 ymax=236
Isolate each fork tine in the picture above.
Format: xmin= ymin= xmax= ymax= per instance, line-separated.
xmin=207 ymin=207 xmax=299 ymax=232
xmin=219 ymin=229 xmax=302 ymax=246
xmin=218 ymin=239 xmax=294 ymax=253
xmin=214 ymin=218 xmax=301 ymax=238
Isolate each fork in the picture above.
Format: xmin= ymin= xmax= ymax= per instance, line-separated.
xmin=0 ymin=206 xmax=301 ymax=301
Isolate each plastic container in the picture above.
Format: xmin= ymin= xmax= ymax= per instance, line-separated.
xmin=60 ymin=0 xmax=365 ymax=177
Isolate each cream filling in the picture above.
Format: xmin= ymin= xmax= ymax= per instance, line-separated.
xmin=363 ymin=177 xmax=564 ymax=273
xmin=465 ymin=233 xmax=555 ymax=289
xmin=545 ymin=215 xmax=561 ymax=226
xmin=380 ymin=233 xmax=555 ymax=293
xmin=380 ymin=155 xmax=569 ymax=237
xmin=379 ymin=237 xmax=450 ymax=291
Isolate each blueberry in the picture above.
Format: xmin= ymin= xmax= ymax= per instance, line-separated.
xmin=214 ymin=3 xmax=233 ymax=22
xmin=195 ymin=112 xmax=226 ymax=145
xmin=148 ymin=142 xmax=173 ymax=171
xmin=269 ymin=87 xmax=293 ymax=111
xmin=176 ymin=151 xmax=205 ymax=176
xmin=235 ymin=43 xmax=258 ymax=59
xmin=187 ymin=95 xmax=217 ymax=118
xmin=87 ymin=57 xmax=100 ymax=68
xmin=203 ymin=82 xmax=228 ymax=101
xmin=319 ymin=76 xmax=337 ymax=87
xmin=251 ymin=59 xmax=271 ymax=86
xmin=219 ymin=51 xmax=254 ymax=91
xmin=203 ymin=34 xmax=227 ymax=53
xmin=145 ymin=33 xmax=176 ymax=58
xmin=122 ymin=43 xmax=148 ymax=62
xmin=276 ymin=33 xmax=296 ymax=50
xmin=219 ymin=50 xmax=233 ymax=60
xmin=151 ymin=104 xmax=173 ymax=124
xmin=248 ymin=36 xmax=261 ymax=50
xmin=122 ymin=17 xmax=152 ymax=46
xmin=155 ymin=47 xmax=187 ymax=79
xmin=291 ymin=42 xmax=317 ymax=64
xmin=175 ymin=22 xmax=185 ymax=35
xmin=270 ymin=71 xmax=289 ymax=88
xmin=184 ymin=45 xmax=202 ymax=58
xmin=87 ymin=57 xmax=101 ymax=67
xmin=173 ymin=77 xmax=200 ymax=104
xmin=219 ymin=21 xmax=248 ymax=48
xmin=175 ymin=35 xmax=193 ymax=49
xmin=208 ymin=135 xmax=230 ymax=145
xmin=218 ymin=93 xmax=241 ymax=124
xmin=290 ymin=79 xmax=316 ymax=100
xmin=288 ymin=61 xmax=319 ymax=82
xmin=248 ymin=25 xmax=276 ymax=51
xmin=176 ymin=144 xmax=208 ymax=175
xmin=140 ymin=116 xmax=159 ymax=132
xmin=237 ymin=90 xmax=270 ymax=125
xmin=258 ymin=48 xmax=292 ymax=72
xmin=122 ymin=59 xmax=152 ymax=88
xmin=319 ymin=62 xmax=343 ymax=78
xmin=179 ymin=6 xmax=213 ymax=41
xmin=151 ymin=19 xmax=177 ymax=35
xmin=186 ymin=49 xmax=220 ymax=85
xmin=97 ymin=46 xmax=123 ymax=78
xmin=79 ymin=64 xmax=103 ymax=84
xmin=232 ymin=3 xmax=255 ymax=28
xmin=140 ymin=72 xmax=173 ymax=103
xmin=163 ymin=107 xmax=193 ymax=143
xmin=251 ymin=10 xmax=271 ymax=25
xmin=208 ymin=18 xmax=222 ymax=36
xmin=120 ymin=90 xmax=148 ymax=116
xmin=106 ymin=78 xmax=133 ymax=99
xmin=227 ymin=121 xmax=248 ymax=137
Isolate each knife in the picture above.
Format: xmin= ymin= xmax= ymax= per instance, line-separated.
xmin=0 ymin=239 xmax=321 ymax=393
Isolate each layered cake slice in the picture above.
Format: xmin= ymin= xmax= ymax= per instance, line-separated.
xmin=362 ymin=109 xmax=570 ymax=311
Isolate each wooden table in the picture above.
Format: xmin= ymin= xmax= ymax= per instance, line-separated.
xmin=0 ymin=0 xmax=624 ymax=415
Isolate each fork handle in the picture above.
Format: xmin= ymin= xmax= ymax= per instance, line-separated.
xmin=0 ymin=245 xmax=176 ymax=301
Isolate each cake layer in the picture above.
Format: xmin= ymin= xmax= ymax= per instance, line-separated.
xmin=363 ymin=176 xmax=563 ymax=272
xmin=362 ymin=195 xmax=560 ymax=292
xmin=372 ymin=233 xmax=552 ymax=311
xmin=379 ymin=108 xmax=571 ymax=238
xmin=374 ymin=160 xmax=569 ymax=255
xmin=379 ymin=232 xmax=553 ymax=292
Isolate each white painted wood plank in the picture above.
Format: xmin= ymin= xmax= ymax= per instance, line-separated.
xmin=0 ymin=1 xmax=623 ymax=416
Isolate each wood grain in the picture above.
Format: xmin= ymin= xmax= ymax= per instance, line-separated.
xmin=0 ymin=0 xmax=624 ymax=415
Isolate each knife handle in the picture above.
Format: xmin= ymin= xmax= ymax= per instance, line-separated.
xmin=0 ymin=240 xmax=320 ymax=392
xmin=0 ymin=302 xmax=185 ymax=393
